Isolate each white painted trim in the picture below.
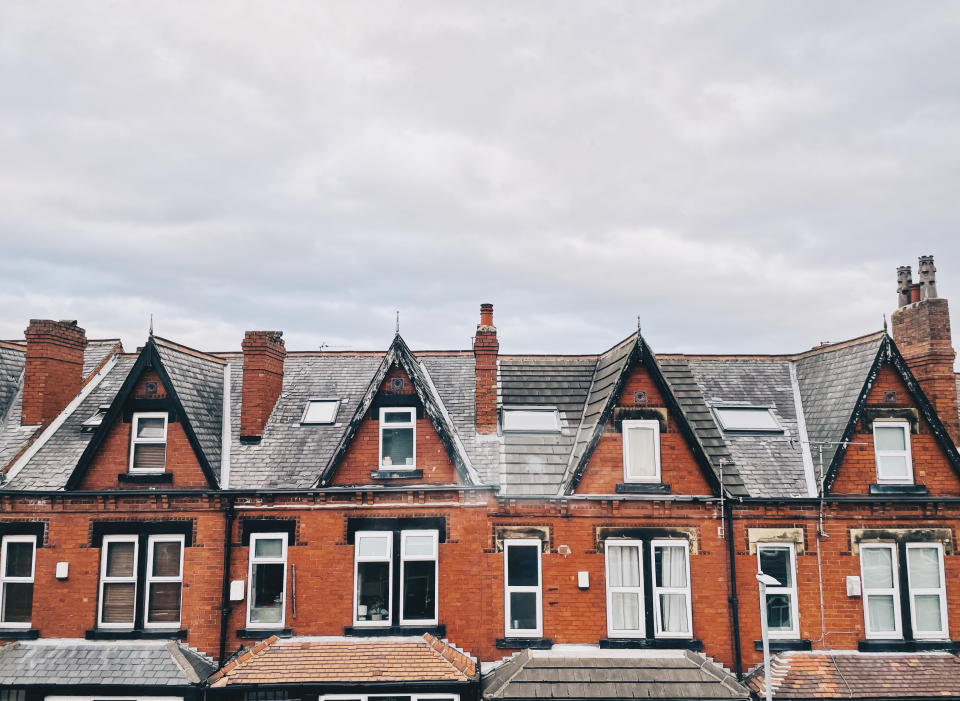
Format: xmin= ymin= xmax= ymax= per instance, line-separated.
xmin=650 ymin=539 xmax=693 ymax=638
xmin=399 ymin=529 xmax=439 ymax=626
xmin=128 ymin=412 xmax=168 ymax=473
xmin=4 ymin=354 xmax=119 ymax=484
xmin=873 ymin=420 xmax=914 ymax=484
xmin=246 ymin=532 xmax=288 ymax=629
xmin=605 ymin=539 xmax=645 ymax=638
xmin=906 ymin=542 xmax=949 ymax=639
xmin=378 ymin=407 xmax=417 ymax=470
xmin=504 ymin=538 xmax=542 ymax=638
xmin=789 ymin=361 xmax=818 ymax=497
xmin=97 ymin=534 xmax=139 ymax=629
xmin=757 ymin=542 xmax=800 ymax=639
xmin=0 ymin=534 xmax=36 ymax=628
xmin=220 ymin=363 xmax=231 ymax=490
xmin=353 ymin=530 xmax=394 ymax=627
xmin=621 ymin=419 xmax=661 ymax=483
xmin=861 ymin=542 xmax=903 ymax=639
xmin=143 ymin=534 xmax=184 ymax=629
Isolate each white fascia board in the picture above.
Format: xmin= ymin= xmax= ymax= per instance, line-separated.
xmin=789 ymin=360 xmax=818 ymax=497
xmin=220 ymin=362 xmax=232 ymax=490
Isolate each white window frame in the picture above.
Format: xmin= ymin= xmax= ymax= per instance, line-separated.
xmin=378 ymin=407 xmax=417 ymax=470
xmin=651 ymin=539 xmax=693 ymax=639
xmin=873 ymin=420 xmax=913 ymax=484
xmin=143 ymin=534 xmax=185 ymax=629
xmin=400 ymin=529 xmax=439 ymax=626
xmin=713 ymin=406 xmax=782 ymax=432
xmin=300 ymin=398 xmax=340 ymax=425
xmin=129 ymin=411 xmax=168 ymax=473
xmin=322 ymin=695 xmax=459 ymax=701
xmin=353 ymin=531 xmax=394 ymax=627
xmin=246 ymin=532 xmax=288 ymax=629
xmin=0 ymin=534 xmax=36 ymax=629
xmin=906 ymin=542 xmax=949 ymax=640
xmin=604 ymin=539 xmax=645 ymax=639
xmin=97 ymin=534 xmax=139 ymax=629
xmin=501 ymin=406 xmax=562 ymax=433
xmin=756 ymin=542 xmax=800 ymax=640
xmin=861 ymin=542 xmax=902 ymax=640
xmin=621 ymin=419 xmax=661 ymax=483
xmin=503 ymin=538 xmax=543 ymax=638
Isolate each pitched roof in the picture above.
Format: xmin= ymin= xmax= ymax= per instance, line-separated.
xmin=746 ymin=651 xmax=960 ymax=699
xmin=0 ymin=639 xmax=215 ymax=687
xmin=482 ymin=647 xmax=748 ymax=700
xmin=209 ymin=634 xmax=477 ymax=686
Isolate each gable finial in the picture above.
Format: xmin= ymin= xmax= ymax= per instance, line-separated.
xmin=149 ymin=313 xmax=154 ymax=338
xmin=883 ymin=313 xmax=888 ymax=334
xmin=395 ymin=310 xmax=400 ymax=336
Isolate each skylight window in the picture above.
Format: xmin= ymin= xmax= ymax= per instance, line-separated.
xmin=713 ymin=407 xmax=782 ymax=432
xmin=502 ymin=408 xmax=561 ymax=432
xmin=80 ymin=405 xmax=111 ymax=432
xmin=301 ymin=399 xmax=340 ymax=425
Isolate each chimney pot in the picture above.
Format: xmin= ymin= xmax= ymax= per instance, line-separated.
xmin=897 ymin=266 xmax=913 ymax=308
xmin=22 ymin=319 xmax=88 ymax=426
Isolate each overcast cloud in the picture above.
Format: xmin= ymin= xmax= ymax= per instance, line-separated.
xmin=1 ymin=1 xmax=959 ymax=358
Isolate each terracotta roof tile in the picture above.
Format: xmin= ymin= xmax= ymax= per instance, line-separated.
xmin=210 ymin=635 xmax=476 ymax=687
xmin=747 ymin=652 xmax=960 ymax=698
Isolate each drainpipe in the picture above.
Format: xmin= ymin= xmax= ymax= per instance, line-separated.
xmin=724 ymin=499 xmax=744 ymax=679
xmin=218 ymin=495 xmax=236 ymax=667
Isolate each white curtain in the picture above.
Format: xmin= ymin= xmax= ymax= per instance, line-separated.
xmin=609 ymin=546 xmax=641 ymax=630
xmin=659 ymin=546 xmax=689 ymax=634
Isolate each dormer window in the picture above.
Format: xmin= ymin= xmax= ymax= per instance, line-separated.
xmin=874 ymin=420 xmax=913 ymax=484
xmin=713 ymin=407 xmax=782 ymax=432
xmin=502 ymin=407 xmax=561 ymax=433
xmin=301 ymin=399 xmax=340 ymax=425
xmin=129 ymin=412 xmax=167 ymax=473
xmin=622 ymin=419 xmax=661 ymax=483
xmin=379 ymin=408 xmax=416 ymax=469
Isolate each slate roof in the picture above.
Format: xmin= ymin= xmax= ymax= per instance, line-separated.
xmin=746 ymin=651 xmax=960 ymax=699
xmin=209 ymin=634 xmax=476 ymax=686
xmin=482 ymin=647 xmax=748 ymax=699
xmin=83 ymin=339 xmax=122 ymax=378
xmin=0 ymin=343 xmax=25 ymax=421
xmin=0 ymin=639 xmax=215 ymax=686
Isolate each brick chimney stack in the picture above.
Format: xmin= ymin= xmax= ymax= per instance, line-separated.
xmin=241 ymin=331 xmax=286 ymax=438
xmin=891 ymin=255 xmax=959 ymax=444
xmin=22 ymin=319 xmax=88 ymax=427
xmin=474 ymin=303 xmax=499 ymax=434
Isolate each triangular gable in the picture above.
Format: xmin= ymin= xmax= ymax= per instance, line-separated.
xmin=316 ymin=334 xmax=480 ymax=487
xmin=557 ymin=332 xmax=728 ymax=496
xmin=822 ymin=334 xmax=960 ymax=494
xmin=66 ymin=338 xmax=220 ymax=490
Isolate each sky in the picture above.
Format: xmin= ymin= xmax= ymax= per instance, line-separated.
xmin=1 ymin=2 xmax=959 ymax=357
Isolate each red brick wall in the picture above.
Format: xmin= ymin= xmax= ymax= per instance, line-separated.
xmin=22 ymin=319 xmax=87 ymax=427
xmin=474 ymin=304 xmax=498 ymax=435
xmin=831 ymin=364 xmax=960 ymax=496
xmin=241 ymin=331 xmax=285 ymax=438
xmin=331 ymin=366 xmax=461 ymax=486
xmin=576 ymin=363 xmax=714 ymax=495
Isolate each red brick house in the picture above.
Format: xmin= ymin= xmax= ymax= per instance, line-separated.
xmin=0 ymin=255 xmax=958 ymax=701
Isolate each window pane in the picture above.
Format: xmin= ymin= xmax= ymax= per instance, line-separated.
xmin=909 ymin=548 xmax=941 ymax=589
xmin=759 ymin=548 xmax=791 ymax=587
xmin=1 ymin=582 xmax=32 ymax=623
xmin=626 ymin=426 xmax=656 ymax=478
xmin=250 ymin=563 xmax=284 ymax=623
xmin=402 ymin=560 xmax=435 ymax=620
xmin=867 ymin=595 xmax=897 ymax=632
xmin=136 ymin=417 xmax=166 ymax=438
xmin=382 ymin=428 xmax=414 ymax=466
xmin=715 ymin=408 xmax=780 ymax=431
xmin=147 ymin=582 xmax=182 ymax=623
xmin=612 ymin=591 xmax=641 ymax=630
xmin=878 ymin=455 xmax=910 ymax=479
xmin=766 ymin=593 xmax=793 ymax=631
xmin=655 ymin=546 xmax=688 ymax=587
xmin=383 ymin=411 xmax=412 ymax=424
xmin=403 ymin=535 xmax=434 ymax=558
xmin=358 ymin=534 xmax=390 ymax=558
xmin=507 ymin=545 xmax=539 ymax=587
xmin=608 ymin=545 xmax=640 ymax=588
xmin=303 ymin=401 xmax=338 ymax=423
xmin=254 ymin=538 xmax=283 ymax=559
xmin=4 ymin=542 xmax=33 ymax=578
xmin=862 ymin=548 xmax=894 ymax=588
xmin=509 ymin=592 xmax=537 ymax=630
xmin=659 ymin=593 xmax=689 ymax=633
xmin=102 ymin=582 xmax=136 ymax=623
xmin=132 ymin=443 xmax=166 ymax=470
xmin=152 ymin=541 xmax=182 ymax=577
xmin=875 ymin=425 xmax=906 ymax=451
xmin=106 ymin=541 xmax=136 ymax=577
xmin=502 ymin=410 xmax=560 ymax=432
xmin=914 ymin=595 xmax=943 ymax=632
xmin=357 ymin=561 xmax=390 ymax=620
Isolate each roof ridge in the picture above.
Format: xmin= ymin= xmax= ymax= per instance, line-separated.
xmin=422 ymin=633 xmax=476 ymax=679
xmin=209 ymin=635 xmax=279 ymax=686
xmin=0 ymin=340 xmax=25 ymax=352
xmin=152 ymin=336 xmax=228 ymax=365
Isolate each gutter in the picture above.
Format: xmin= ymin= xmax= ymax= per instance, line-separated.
xmin=218 ymin=495 xmax=236 ymax=667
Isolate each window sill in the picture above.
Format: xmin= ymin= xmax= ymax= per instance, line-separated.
xmin=600 ymin=638 xmax=702 ymax=651
xmin=85 ymin=628 xmax=186 ymax=640
xmin=0 ymin=629 xmax=39 ymax=640
xmin=754 ymin=639 xmax=811 ymax=652
xmin=236 ymin=628 xmax=292 ymax=639
xmin=345 ymin=624 xmax=445 ymax=637
xmin=369 ymin=469 xmax=423 ymax=480
xmin=616 ymin=483 xmax=671 ymax=495
xmin=118 ymin=472 xmax=173 ymax=484
xmin=869 ymin=483 xmax=927 ymax=495
xmin=496 ymin=637 xmax=553 ymax=650
xmin=858 ymin=639 xmax=960 ymax=653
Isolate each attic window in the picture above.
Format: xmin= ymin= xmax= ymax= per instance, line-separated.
xmin=81 ymin=405 xmax=111 ymax=432
xmin=301 ymin=399 xmax=340 ymax=425
xmin=502 ymin=407 xmax=561 ymax=433
xmin=713 ymin=407 xmax=782 ymax=432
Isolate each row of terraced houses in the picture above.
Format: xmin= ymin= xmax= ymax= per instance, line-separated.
xmin=1 ymin=256 xmax=960 ymax=701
